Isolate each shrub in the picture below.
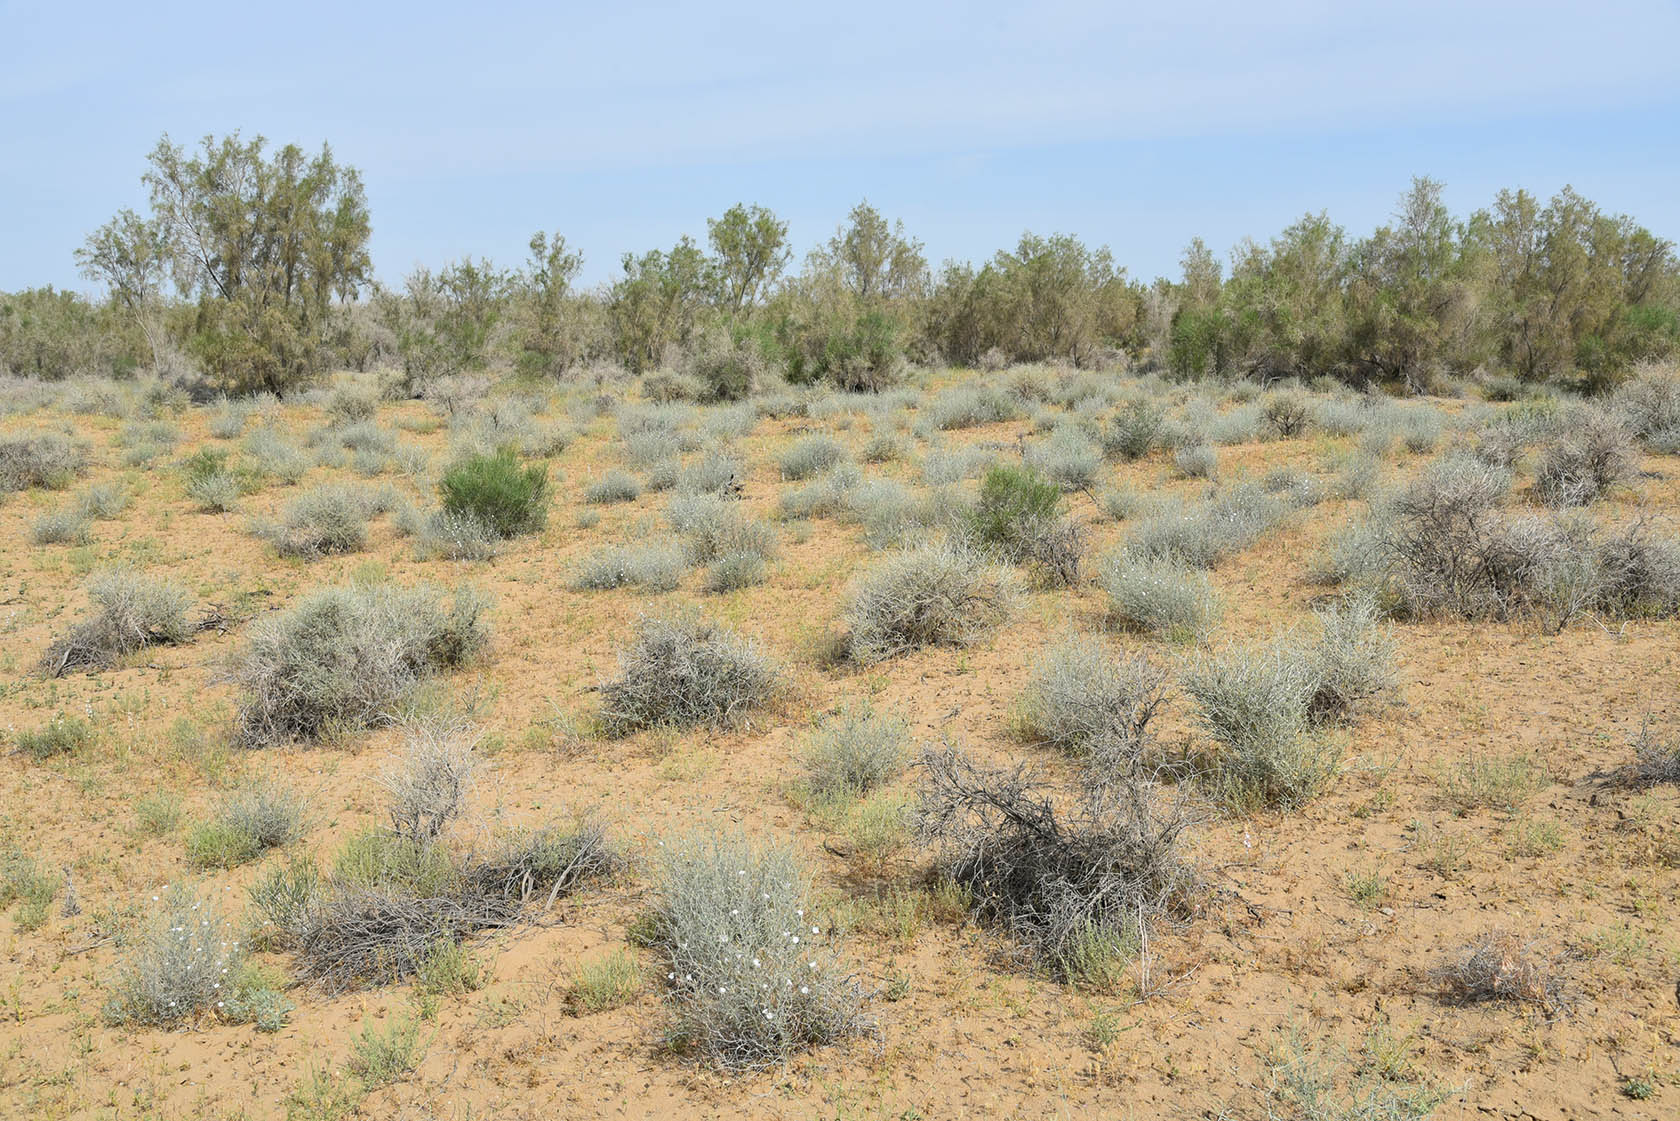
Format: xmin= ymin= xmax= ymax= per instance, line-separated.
xmin=325 ymin=383 xmax=379 ymax=425
xmin=843 ymin=543 xmax=1020 ymax=664
xmin=242 ymin=427 xmax=312 ymax=484
xmin=31 ymin=509 xmax=91 ymax=545
xmin=1305 ymin=594 xmax=1398 ymax=723
xmin=1432 ymin=932 xmax=1561 ymax=1010
xmin=438 ymin=447 xmax=549 ymax=538
xmin=686 ymin=330 xmax=768 ymax=402
xmin=584 ymin=470 xmax=643 ymax=504
xmin=1025 ymin=429 xmax=1103 ymax=491
xmin=1101 ymin=399 xmax=1164 ymax=461
xmin=0 ymin=431 xmax=85 ymax=490
xmin=412 ymin=508 xmax=501 ymax=562
xmin=1 ymin=853 xmax=59 ymax=931
xmin=263 ymin=485 xmax=386 ymax=558
xmin=1124 ymin=486 xmax=1287 ymax=569
xmin=379 ymin=716 xmax=479 ymax=841
xmin=915 ymin=746 xmax=1199 ymax=981
xmin=921 ymin=445 xmax=997 ymax=485
xmin=778 ymin=435 xmax=848 ymax=481
xmin=572 ymin=543 xmax=686 ymax=592
xmin=1626 ymin=720 xmax=1680 ymax=787
xmin=104 ymin=884 xmax=245 ymax=1025
xmin=926 ymin=384 xmax=1018 ymax=430
xmin=1262 ymin=390 xmax=1311 ymax=437
xmin=347 ymin=1014 xmax=425 ymax=1086
xmin=860 ymin=432 xmax=909 ymax=463
xmin=801 ymin=705 xmax=909 ymax=802
xmin=598 ymin=613 xmax=777 ymax=735
xmin=1172 ymin=444 xmax=1216 ymax=479
xmin=667 ymin=494 xmax=777 ymax=565
xmin=186 ymin=780 xmax=307 ymax=868
xmin=16 ymin=714 xmax=94 ymax=760
xmin=186 ymin=471 xmax=242 ymax=513
xmin=1017 ymin=635 xmax=1168 ymax=768
xmin=965 ymin=463 xmax=1085 ymax=583
xmin=1183 ymin=642 xmax=1336 ymax=811
xmin=228 ymin=582 xmax=489 ymax=747
xmin=1098 ymin=554 xmax=1220 ymax=643
xmin=648 ymin=831 xmax=867 ymax=1069
xmin=675 ymin=451 xmax=745 ymax=496
xmin=76 ymin=482 xmax=129 ymax=519
xmin=1533 ymin=408 xmax=1636 ymax=507
xmin=702 ymin=551 xmax=766 ymax=593
xmin=43 ymin=568 xmax=192 ymax=675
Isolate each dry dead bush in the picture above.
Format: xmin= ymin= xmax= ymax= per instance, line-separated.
xmin=1432 ymin=931 xmax=1563 ymax=1011
xmin=914 ymin=745 xmax=1200 ymax=980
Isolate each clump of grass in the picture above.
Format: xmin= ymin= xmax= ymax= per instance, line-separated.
xmin=584 ymin=470 xmax=643 ymax=504
xmin=410 ymin=508 xmax=501 ymax=561
xmin=76 ymin=482 xmax=130 ymax=519
xmin=572 ymin=543 xmax=686 ymax=592
xmin=598 ymin=612 xmax=778 ymax=735
xmin=0 ymin=430 xmax=85 ymax=491
xmin=842 ymin=542 xmax=1020 ymax=664
xmin=801 ymin=704 xmax=909 ymax=802
xmin=1 ymin=852 xmax=59 ymax=931
xmin=136 ymin=793 xmax=183 ymax=835
xmin=31 ymin=509 xmax=92 ymax=545
xmin=186 ymin=780 xmax=307 ymax=868
xmin=1017 ymin=634 xmax=1168 ymax=769
xmin=227 ymin=582 xmax=489 ymax=747
xmin=1433 ymin=931 xmax=1562 ymax=1010
xmin=42 ymin=568 xmax=192 ymax=676
xmin=1124 ymin=485 xmax=1287 ymax=569
xmin=568 ymin=950 xmax=643 ymax=1014
xmin=346 ymin=1013 xmax=425 ymax=1086
xmin=1305 ymin=594 xmax=1399 ymax=723
xmin=16 ymin=713 xmax=95 ymax=760
xmin=438 ymin=447 xmax=549 ymax=538
xmin=104 ymin=884 xmax=245 ymax=1025
xmin=1440 ymin=752 xmax=1544 ymax=813
xmin=1025 ymin=428 xmax=1103 ymax=490
xmin=1098 ymin=554 xmax=1221 ymax=642
xmin=648 ymin=831 xmax=868 ymax=1069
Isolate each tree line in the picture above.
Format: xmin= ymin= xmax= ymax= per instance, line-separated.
xmin=2 ymin=131 xmax=1675 ymax=396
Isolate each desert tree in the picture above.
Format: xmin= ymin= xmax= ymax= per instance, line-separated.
xmin=706 ymin=203 xmax=789 ymax=316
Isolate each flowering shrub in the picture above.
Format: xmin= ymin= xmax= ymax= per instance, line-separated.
xmin=104 ymin=884 xmax=244 ymax=1025
xmin=649 ymin=832 xmax=867 ymax=1069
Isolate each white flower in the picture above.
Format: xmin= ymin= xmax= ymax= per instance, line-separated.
xmin=811 ymin=926 xmax=820 ymax=934
xmin=800 ymin=986 xmax=809 ymax=994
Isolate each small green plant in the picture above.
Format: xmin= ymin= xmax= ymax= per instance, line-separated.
xmin=568 ymin=949 xmax=643 ymax=1014
xmin=347 ymin=1013 xmax=425 ymax=1086
xmin=800 ymin=704 xmax=909 ymax=803
xmin=1 ymin=853 xmax=59 ymax=931
xmin=136 ymin=792 xmax=184 ymax=836
xmin=15 ymin=714 xmax=94 ymax=760
xmin=1440 ymin=752 xmax=1544 ymax=814
xmin=1345 ymin=868 xmax=1387 ymax=908
xmin=966 ymin=464 xmax=1061 ymax=555
xmin=438 ymin=447 xmax=549 ymax=538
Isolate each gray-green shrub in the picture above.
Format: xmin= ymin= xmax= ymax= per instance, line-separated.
xmin=843 ymin=543 xmax=1020 ymax=663
xmin=1098 ymin=554 xmax=1221 ymax=642
xmin=598 ymin=613 xmax=777 ymax=735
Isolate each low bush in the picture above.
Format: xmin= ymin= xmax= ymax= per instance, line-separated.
xmin=915 ymin=746 xmax=1199 ymax=982
xmin=228 ymin=582 xmax=489 ymax=747
xmin=1101 ymin=399 xmax=1164 ymax=461
xmin=843 ymin=543 xmax=1020 ymax=664
xmin=16 ymin=714 xmax=95 ymax=760
xmin=1624 ymin=720 xmax=1680 ymax=787
xmin=702 ymin=551 xmax=766 ymax=593
xmin=411 ymin=508 xmax=501 ymax=562
xmin=801 ymin=704 xmax=909 ymax=802
xmin=186 ymin=780 xmax=307 ymax=869
xmin=0 ymin=430 xmax=85 ymax=490
xmin=1098 ymin=554 xmax=1220 ymax=642
xmin=379 ymin=716 xmax=479 ymax=841
xmin=1533 ymin=408 xmax=1636 ymax=507
xmin=1183 ymin=641 xmax=1336 ymax=811
xmin=1262 ymin=390 xmax=1311 ymax=437
xmin=926 ymin=384 xmax=1018 ymax=430
xmin=31 ymin=509 xmax=91 ymax=545
xmin=1305 ymin=594 xmax=1398 ymax=723
xmin=438 ymin=447 xmax=549 ymax=538
xmin=1016 ymin=635 xmax=1169 ymax=768
xmin=648 ymin=831 xmax=868 ymax=1069
xmin=667 ymin=494 xmax=777 ymax=565
xmin=43 ymin=568 xmax=192 ymax=675
xmin=104 ymin=884 xmax=245 ymax=1025
xmin=778 ymin=434 xmax=848 ymax=481
xmin=572 ymin=543 xmax=686 ymax=592
xmin=598 ymin=613 xmax=778 ymax=735
xmin=261 ymin=485 xmax=391 ymax=558
xmin=1173 ymin=444 xmax=1217 ymax=479
xmin=1432 ymin=932 xmax=1562 ymax=1010
xmin=1124 ymin=486 xmax=1287 ymax=569
xmin=675 ymin=451 xmax=745 ymax=496
xmin=1025 ymin=429 xmax=1103 ymax=491
xmin=585 ymin=470 xmax=643 ymax=504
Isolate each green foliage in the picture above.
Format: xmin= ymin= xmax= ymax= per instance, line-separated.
xmin=967 ymin=464 xmax=1062 ymax=555
xmin=438 ymin=447 xmax=549 ymax=538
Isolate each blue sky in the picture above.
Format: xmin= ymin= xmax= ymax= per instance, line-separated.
xmin=6 ymin=0 xmax=1679 ymax=294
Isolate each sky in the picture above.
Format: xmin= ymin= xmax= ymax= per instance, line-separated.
xmin=5 ymin=0 xmax=1680 ymax=295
